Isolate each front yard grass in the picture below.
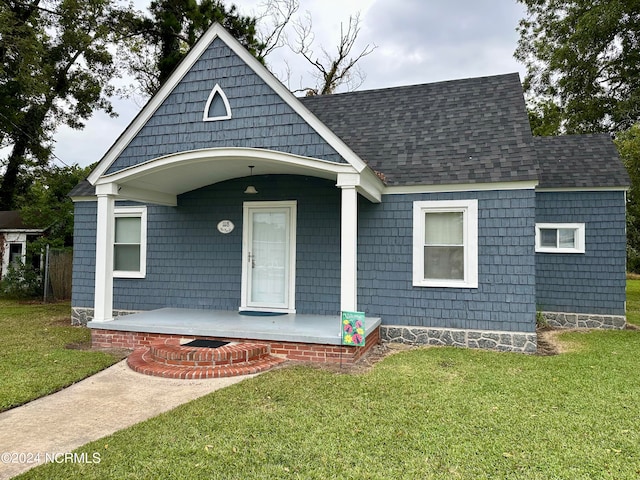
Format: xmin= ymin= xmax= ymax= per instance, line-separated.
xmin=0 ymin=300 xmax=123 ymax=412
xmin=625 ymin=278 xmax=640 ymax=326
xmin=19 ymin=328 xmax=640 ymax=478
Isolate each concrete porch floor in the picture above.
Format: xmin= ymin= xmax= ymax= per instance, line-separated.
xmin=88 ymin=308 xmax=381 ymax=346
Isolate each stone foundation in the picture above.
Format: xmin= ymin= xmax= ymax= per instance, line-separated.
xmin=380 ymin=325 xmax=537 ymax=353
xmin=540 ymin=312 xmax=626 ymax=330
xmin=71 ymin=307 xmax=138 ymax=326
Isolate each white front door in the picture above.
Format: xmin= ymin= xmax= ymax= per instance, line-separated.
xmin=241 ymin=201 xmax=297 ymax=312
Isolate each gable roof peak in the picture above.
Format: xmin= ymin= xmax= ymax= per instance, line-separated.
xmin=87 ymin=22 xmax=368 ymax=184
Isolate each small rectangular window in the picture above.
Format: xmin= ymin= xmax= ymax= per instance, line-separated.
xmin=535 ymin=223 xmax=585 ymax=253
xmin=114 ymin=206 xmax=147 ymax=278
xmin=9 ymin=244 xmax=23 ymax=265
xmin=413 ymin=200 xmax=478 ymax=288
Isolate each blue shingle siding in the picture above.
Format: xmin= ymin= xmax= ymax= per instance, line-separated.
xmin=535 ymin=191 xmax=626 ymax=315
xmin=72 ymin=175 xmax=341 ymax=314
xmin=358 ymin=189 xmax=537 ymax=332
xmin=71 ymin=202 xmax=97 ymax=307
xmin=105 ymin=38 xmax=344 ymax=174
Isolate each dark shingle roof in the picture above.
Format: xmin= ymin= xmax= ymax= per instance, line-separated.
xmin=72 ymin=73 xmax=629 ymax=195
xmin=301 ymin=73 xmax=539 ymax=186
xmin=534 ymin=134 xmax=630 ymax=189
xmin=0 ymin=211 xmax=37 ymax=230
xmin=68 ymin=180 xmax=95 ymax=197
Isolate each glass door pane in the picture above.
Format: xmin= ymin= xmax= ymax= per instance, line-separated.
xmin=250 ymin=210 xmax=288 ymax=306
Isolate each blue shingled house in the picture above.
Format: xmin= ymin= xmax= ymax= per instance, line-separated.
xmin=70 ymin=23 xmax=629 ymax=360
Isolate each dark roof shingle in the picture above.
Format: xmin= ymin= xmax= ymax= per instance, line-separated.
xmin=534 ymin=134 xmax=629 ymax=189
xmin=68 ymin=180 xmax=95 ymax=197
xmin=0 ymin=211 xmax=37 ymax=230
xmin=73 ymin=73 xmax=629 ymax=194
xmin=301 ymin=73 xmax=539 ymax=186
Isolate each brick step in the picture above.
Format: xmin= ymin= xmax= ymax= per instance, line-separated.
xmin=127 ymin=341 xmax=286 ymax=379
xmin=148 ymin=339 xmax=271 ymax=367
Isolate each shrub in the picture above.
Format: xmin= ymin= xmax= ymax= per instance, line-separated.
xmin=0 ymin=262 xmax=43 ymax=299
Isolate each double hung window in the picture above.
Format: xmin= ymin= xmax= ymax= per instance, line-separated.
xmin=413 ymin=200 xmax=478 ymax=288
xmin=114 ymin=206 xmax=147 ymax=278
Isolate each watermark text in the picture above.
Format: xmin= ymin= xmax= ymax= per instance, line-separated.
xmin=1 ymin=452 xmax=101 ymax=465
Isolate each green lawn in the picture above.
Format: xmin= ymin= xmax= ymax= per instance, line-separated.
xmin=17 ymin=308 xmax=640 ymax=478
xmin=0 ymin=300 xmax=123 ymax=412
xmin=626 ymin=278 xmax=640 ymax=326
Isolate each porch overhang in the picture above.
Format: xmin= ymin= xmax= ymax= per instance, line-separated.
xmin=91 ymin=147 xmax=383 ymax=322
xmin=93 ymin=147 xmax=384 ymax=205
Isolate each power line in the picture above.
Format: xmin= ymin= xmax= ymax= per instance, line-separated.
xmin=0 ymin=110 xmax=71 ymax=168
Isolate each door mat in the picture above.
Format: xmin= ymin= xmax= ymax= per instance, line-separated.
xmin=183 ymin=339 xmax=229 ymax=348
xmin=239 ymin=311 xmax=287 ymax=316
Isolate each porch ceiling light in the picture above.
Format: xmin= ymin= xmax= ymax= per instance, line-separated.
xmin=244 ymin=165 xmax=258 ymax=194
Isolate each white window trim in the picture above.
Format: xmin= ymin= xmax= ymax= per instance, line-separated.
xmin=203 ymin=83 xmax=232 ymax=121
xmin=413 ymin=199 xmax=478 ymax=288
xmin=535 ymin=223 xmax=585 ymax=253
xmin=113 ymin=206 xmax=147 ymax=278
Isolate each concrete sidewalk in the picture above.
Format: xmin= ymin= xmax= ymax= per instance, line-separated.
xmin=0 ymin=360 xmax=254 ymax=479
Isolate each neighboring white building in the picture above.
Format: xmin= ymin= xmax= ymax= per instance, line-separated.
xmin=0 ymin=211 xmax=44 ymax=279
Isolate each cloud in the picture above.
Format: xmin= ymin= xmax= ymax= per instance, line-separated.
xmin=356 ymin=0 xmax=527 ymax=88
xmin=51 ymin=0 xmax=528 ymax=167
xmin=52 ymin=98 xmax=140 ymax=167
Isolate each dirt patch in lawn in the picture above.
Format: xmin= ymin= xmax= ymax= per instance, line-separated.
xmin=49 ymin=316 xmax=77 ymax=327
xmin=65 ymin=342 xmax=130 ymax=359
xmin=536 ymin=328 xmax=560 ymax=356
xmin=536 ymin=328 xmax=585 ymax=355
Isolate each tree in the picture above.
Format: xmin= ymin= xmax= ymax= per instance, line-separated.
xmin=527 ymin=99 xmax=563 ymax=137
xmin=17 ymin=164 xmax=93 ymax=250
xmin=515 ymin=0 xmax=640 ymax=134
xmin=0 ymin=0 xmax=135 ymax=210
xmin=253 ymin=0 xmax=298 ymax=59
xmin=615 ymin=125 xmax=640 ymax=272
xmin=288 ymin=12 xmax=376 ymax=96
xmin=120 ymin=1 xmax=373 ymax=100
xmin=119 ymin=0 xmax=266 ymax=98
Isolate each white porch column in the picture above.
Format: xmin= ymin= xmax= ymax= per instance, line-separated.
xmin=93 ymin=183 xmax=118 ymax=322
xmin=339 ymin=185 xmax=358 ymax=312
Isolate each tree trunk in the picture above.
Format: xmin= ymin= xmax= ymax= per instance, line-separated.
xmin=0 ymin=102 xmax=49 ymax=210
xmin=0 ymin=140 xmax=28 ymax=210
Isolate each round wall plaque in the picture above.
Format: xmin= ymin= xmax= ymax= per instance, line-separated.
xmin=217 ymin=220 xmax=234 ymax=234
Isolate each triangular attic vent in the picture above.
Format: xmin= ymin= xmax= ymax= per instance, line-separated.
xmin=203 ymin=83 xmax=232 ymax=121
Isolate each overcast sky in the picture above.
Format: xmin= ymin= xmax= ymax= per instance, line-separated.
xmin=51 ymin=0 xmax=527 ymax=169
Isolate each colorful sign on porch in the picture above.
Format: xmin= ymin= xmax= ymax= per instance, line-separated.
xmin=341 ymin=311 xmax=365 ymax=346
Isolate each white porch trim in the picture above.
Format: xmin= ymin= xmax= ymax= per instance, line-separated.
xmin=93 ymin=183 xmax=117 ymax=322
xmin=384 ymin=180 xmax=538 ymax=195
xmin=93 ymin=147 xmax=384 ymax=205
xmin=339 ymin=179 xmax=359 ymax=312
xmin=117 ymin=186 xmax=177 ymax=207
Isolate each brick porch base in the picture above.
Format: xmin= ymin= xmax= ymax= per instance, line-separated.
xmin=92 ymin=325 xmax=380 ymax=365
xmin=127 ymin=340 xmax=286 ymax=379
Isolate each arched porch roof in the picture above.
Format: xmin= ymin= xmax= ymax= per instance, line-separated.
xmin=94 ymin=147 xmax=383 ymax=205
